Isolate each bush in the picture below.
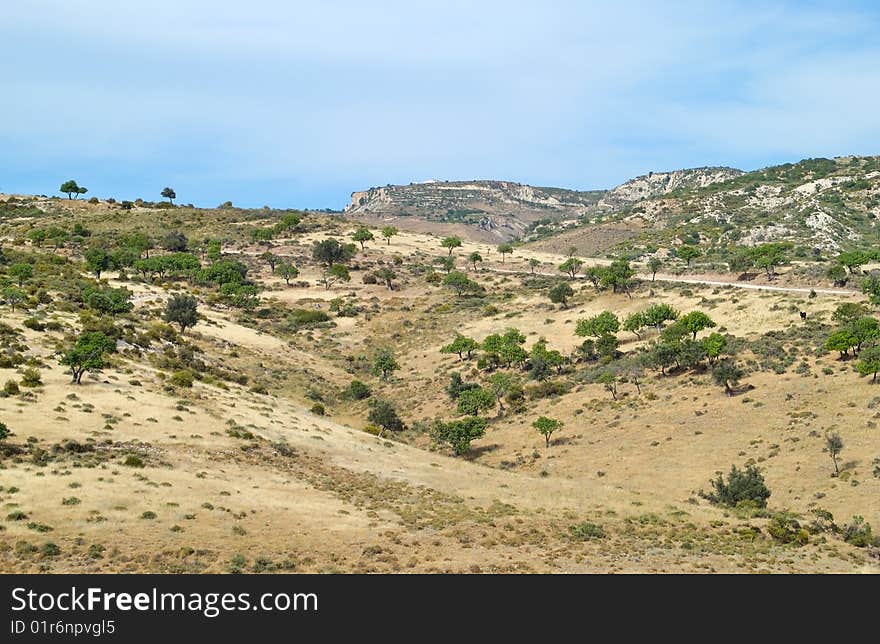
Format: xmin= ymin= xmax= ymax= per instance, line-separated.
xmin=347 ymin=379 xmax=371 ymax=400
xmin=767 ymin=513 xmax=809 ymax=545
xmin=569 ymin=522 xmax=605 ymax=540
xmin=169 ymin=370 xmax=194 ymax=388
xmin=22 ymin=318 xmax=45 ymax=332
xmin=703 ymin=464 xmax=771 ymax=508
xmin=19 ymin=367 xmax=42 ymax=387
xmin=3 ymin=380 xmax=20 ymax=396
xmin=842 ymin=516 xmax=876 ymax=547
xmin=310 ymin=403 xmax=325 ymax=416
xmin=122 ymin=455 xmax=145 ymax=468
xmin=287 ymin=309 xmax=330 ymax=331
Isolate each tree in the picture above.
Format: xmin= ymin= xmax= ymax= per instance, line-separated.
xmin=3 ymin=286 xmax=26 ymax=312
xmin=832 ymin=302 xmax=869 ymax=324
xmin=367 ymin=399 xmax=404 ymax=437
xmin=352 ymin=227 xmax=374 ymax=250
xmin=83 ymin=247 xmax=111 ymax=278
xmin=487 ymin=372 xmax=515 ymax=414
xmin=163 ymin=294 xmax=198 ymax=334
xmin=278 ymin=262 xmax=299 ymax=286
xmin=825 ymin=329 xmax=858 ymax=358
xmin=850 ymin=315 xmax=880 ymax=352
xmin=528 ymin=258 xmax=540 ymax=274
xmin=8 ymin=263 xmax=33 ymax=287
xmin=825 ymin=431 xmax=843 ymax=477
xmin=371 ymin=349 xmax=400 ymax=381
xmin=443 ymin=271 xmax=481 ymax=297
xmin=533 ymin=416 xmax=563 ymax=448
xmin=584 ymin=266 xmax=603 ymax=290
xmin=441 ymin=236 xmax=462 ymax=256
xmin=468 ymin=252 xmax=483 ymax=271
xmin=313 ymin=238 xmax=356 ymax=267
xmin=600 ymin=259 xmax=636 ymax=296
xmin=431 ymin=417 xmax=487 ymax=455
xmin=261 ymin=251 xmax=278 ymax=273
xmin=548 ymin=282 xmax=574 ymax=308
xmin=60 ymin=180 xmax=87 ymax=199
xmin=497 ymin=242 xmax=514 ymax=263
xmin=559 ymin=257 xmax=583 ymax=279
xmin=679 ymin=311 xmax=716 ymax=340
xmin=712 ymin=359 xmax=744 ymax=396
xmin=381 ymin=226 xmax=399 ymax=245
xmin=837 ymin=250 xmax=869 ymax=274
xmin=161 ymin=231 xmax=188 ymax=252
xmin=440 ymin=335 xmax=479 ymax=360
xmin=648 ymin=257 xmax=662 ymax=281
xmin=373 ymin=267 xmax=396 ymax=291
xmin=595 ymin=334 xmax=619 ymax=359
xmin=676 ymin=245 xmax=701 ymax=267
xmin=623 ymin=312 xmax=646 ymax=339
xmin=596 ymin=372 xmax=618 ymax=399
xmin=826 ymin=263 xmax=848 ymax=287
xmin=746 ymin=242 xmax=791 ymax=280
xmin=0 ymin=421 xmax=8 ymax=442
xmin=482 ymin=328 xmax=527 ymax=369
xmin=457 ymin=387 xmax=495 ymax=416
xmin=643 ymin=303 xmax=679 ymax=332
xmin=857 ymin=346 xmax=880 ymax=382
xmin=161 ymin=187 xmax=176 ymax=204
xmin=276 ymin=212 xmax=302 ymax=234
xmin=702 ymin=332 xmax=727 ymax=365
xmin=59 ymin=332 xmax=115 ymax=384
xmin=321 ymin=263 xmax=351 ymax=290
xmin=575 ymin=311 xmax=619 ymax=338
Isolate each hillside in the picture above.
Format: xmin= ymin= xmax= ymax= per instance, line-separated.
xmin=0 ymin=194 xmax=878 ymax=573
xmin=345 ymin=180 xmax=605 ymax=242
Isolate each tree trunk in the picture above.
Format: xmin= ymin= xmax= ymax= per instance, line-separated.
xmin=545 ymin=435 xmax=550 ymax=448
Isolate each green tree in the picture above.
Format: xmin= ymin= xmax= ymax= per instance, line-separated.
xmin=278 ymin=262 xmax=299 ymax=286
xmin=431 ymin=417 xmax=487 ymax=455
xmin=59 ymin=332 xmax=115 ymax=384
xmin=533 ymin=416 xmax=563 ymax=448
xmin=702 ymin=332 xmax=727 ymax=365
xmin=3 ymin=286 xmax=26 ymax=312
xmin=60 ymin=180 xmax=87 ymax=199
xmin=747 ymin=242 xmax=791 ymax=280
xmin=832 ymin=302 xmax=869 ymax=324
xmin=83 ymin=247 xmax=110 ymax=278
xmin=675 ymin=244 xmax=701 ymax=267
xmin=584 ymin=266 xmax=603 ymax=290
xmin=442 ymin=271 xmax=481 ymax=297
xmin=548 ymin=281 xmax=574 ymax=308
xmin=679 ymin=310 xmax=716 ymax=340
xmin=161 ymin=231 xmax=188 ymax=252
xmin=163 ymin=294 xmax=198 ymax=334
xmin=623 ymin=311 xmax=646 ymax=339
xmin=857 ymin=345 xmax=880 ymax=383
xmin=352 ymin=227 xmax=374 ymax=250
xmin=648 ymin=257 xmax=662 ymax=281
xmin=381 ymin=225 xmax=399 ymax=244
xmin=313 ymin=238 xmax=356 ymax=267
xmin=528 ymin=258 xmax=540 ymax=274
xmin=441 ymin=236 xmax=462 ymax=256
xmin=497 ymin=242 xmax=514 ymax=263
xmin=825 ymin=431 xmax=843 ymax=477
xmin=261 ymin=251 xmax=279 ymax=273
xmin=575 ymin=311 xmax=619 ymax=338
xmin=826 ymin=263 xmax=848 ymax=286
xmin=600 ymin=259 xmax=635 ymax=296
xmin=596 ymin=371 xmax=618 ymax=400
xmin=837 ymin=250 xmax=870 ymax=274
xmin=457 ymin=387 xmax=495 ymax=416
xmin=0 ymin=421 xmax=8 ymax=442
xmin=8 ymin=263 xmax=33 ymax=287
xmin=468 ymin=251 xmax=483 ymax=271
xmin=321 ymin=264 xmax=351 ymax=290
xmin=440 ymin=334 xmax=479 ymax=360
xmin=712 ymin=359 xmax=744 ymax=396
xmin=373 ymin=267 xmax=396 ymax=290
xmin=367 ymin=399 xmax=404 ymax=437
xmin=161 ymin=187 xmax=176 ymax=204
xmin=643 ymin=303 xmax=679 ymax=332
xmin=825 ymin=329 xmax=858 ymax=358
xmin=559 ymin=257 xmax=583 ymax=279
xmin=487 ymin=372 xmax=515 ymax=414
xmin=371 ymin=349 xmax=400 ymax=381
xmin=704 ymin=464 xmax=771 ymax=508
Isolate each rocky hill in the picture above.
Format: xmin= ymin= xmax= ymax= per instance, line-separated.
xmin=346 ymin=180 xmax=604 ymax=242
xmin=597 ymin=166 xmax=744 ymax=209
xmin=611 ymin=156 xmax=880 ymax=254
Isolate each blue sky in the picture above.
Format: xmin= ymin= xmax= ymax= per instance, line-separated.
xmin=2 ymin=1 xmax=880 ymax=209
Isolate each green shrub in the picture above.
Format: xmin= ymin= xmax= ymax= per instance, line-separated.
xmin=703 ymin=464 xmax=771 ymax=508
xmin=4 ymin=380 xmax=20 ymax=396
xmin=842 ymin=516 xmax=876 ymax=547
xmin=169 ymin=370 xmax=194 ymax=388
xmin=310 ymin=403 xmax=325 ymax=416
xmin=19 ymin=367 xmax=42 ymax=387
xmin=569 ymin=522 xmax=606 ymax=540
xmin=122 ymin=455 xmax=145 ymax=468
xmin=767 ymin=513 xmax=809 ymax=545
xmin=347 ymin=379 xmax=371 ymax=400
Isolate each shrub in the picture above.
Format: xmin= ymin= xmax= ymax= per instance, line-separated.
xmin=569 ymin=522 xmax=605 ymax=540
xmin=22 ymin=318 xmax=45 ymax=331
xmin=703 ymin=464 xmax=771 ymax=508
xmin=767 ymin=513 xmax=809 ymax=545
xmin=842 ymin=516 xmax=876 ymax=547
xmin=169 ymin=370 xmax=194 ymax=388
xmin=122 ymin=455 xmax=145 ymax=468
xmin=3 ymin=380 xmax=19 ymax=396
xmin=287 ymin=309 xmax=330 ymax=331
xmin=347 ymin=379 xmax=371 ymax=400
xmin=19 ymin=367 xmax=42 ymax=387
xmin=310 ymin=403 xmax=325 ymax=416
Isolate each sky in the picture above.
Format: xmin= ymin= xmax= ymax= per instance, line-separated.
xmin=2 ymin=1 xmax=880 ymax=209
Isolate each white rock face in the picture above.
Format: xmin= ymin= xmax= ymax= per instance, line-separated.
xmin=599 ymin=167 xmax=743 ymax=208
